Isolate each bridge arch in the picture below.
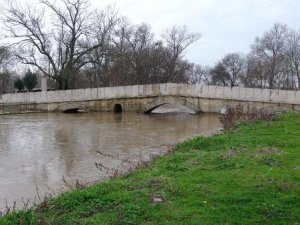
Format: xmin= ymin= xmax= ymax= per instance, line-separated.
xmin=113 ymin=104 xmax=123 ymax=113
xmin=56 ymin=102 xmax=87 ymax=113
xmin=141 ymin=96 xmax=201 ymax=114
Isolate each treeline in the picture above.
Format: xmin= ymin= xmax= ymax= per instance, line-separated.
xmin=192 ymin=23 xmax=300 ymax=90
xmin=0 ymin=0 xmax=299 ymax=94
xmin=0 ymin=0 xmax=200 ymax=92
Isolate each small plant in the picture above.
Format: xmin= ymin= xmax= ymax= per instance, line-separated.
xmin=95 ymin=151 xmax=155 ymax=179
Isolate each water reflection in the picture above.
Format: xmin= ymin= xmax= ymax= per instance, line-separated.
xmin=0 ymin=109 xmax=221 ymax=209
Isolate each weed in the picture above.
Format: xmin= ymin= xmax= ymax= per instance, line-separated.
xmin=262 ymin=157 xmax=282 ymax=167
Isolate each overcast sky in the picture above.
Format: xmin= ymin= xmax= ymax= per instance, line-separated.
xmin=89 ymin=0 xmax=300 ymax=66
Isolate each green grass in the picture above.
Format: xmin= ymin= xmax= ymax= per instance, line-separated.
xmin=1 ymin=113 xmax=300 ymax=225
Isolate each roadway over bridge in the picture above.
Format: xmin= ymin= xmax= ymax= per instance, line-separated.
xmin=0 ymin=83 xmax=299 ymax=114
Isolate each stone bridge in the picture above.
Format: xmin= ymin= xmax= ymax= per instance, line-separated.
xmin=0 ymin=83 xmax=299 ymax=114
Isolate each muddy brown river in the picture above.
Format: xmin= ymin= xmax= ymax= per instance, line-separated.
xmin=0 ymin=105 xmax=221 ymax=210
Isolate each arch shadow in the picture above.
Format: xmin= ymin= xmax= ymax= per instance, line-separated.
xmin=113 ymin=104 xmax=123 ymax=113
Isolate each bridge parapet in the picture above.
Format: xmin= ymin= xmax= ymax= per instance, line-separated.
xmin=0 ymin=83 xmax=299 ymax=106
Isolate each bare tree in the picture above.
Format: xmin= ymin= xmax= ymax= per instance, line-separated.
xmin=108 ymin=24 xmax=194 ymax=85
xmin=162 ymin=25 xmax=201 ymax=81
xmin=188 ymin=64 xmax=210 ymax=85
xmin=209 ymin=53 xmax=244 ymax=87
xmin=124 ymin=23 xmax=154 ymax=84
xmin=108 ymin=20 xmax=132 ymax=86
xmin=222 ymin=53 xmax=244 ymax=87
xmin=210 ymin=62 xmax=230 ymax=86
xmin=285 ymin=29 xmax=300 ymax=89
xmin=0 ymin=46 xmax=14 ymax=94
xmin=0 ymin=71 xmax=13 ymax=94
xmin=251 ymin=23 xmax=289 ymax=89
xmin=242 ymin=53 xmax=267 ymax=88
xmin=2 ymin=1 xmax=202 ymax=88
xmin=84 ymin=6 xmax=121 ymax=88
xmin=2 ymin=0 xmax=104 ymax=89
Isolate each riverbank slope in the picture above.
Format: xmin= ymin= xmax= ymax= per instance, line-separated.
xmin=1 ymin=113 xmax=300 ymax=224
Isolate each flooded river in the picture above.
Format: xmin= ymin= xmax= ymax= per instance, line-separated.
xmin=0 ymin=105 xmax=221 ymax=209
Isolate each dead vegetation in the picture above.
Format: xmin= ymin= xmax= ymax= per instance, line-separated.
xmin=219 ymin=104 xmax=277 ymax=130
xmin=220 ymin=146 xmax=247 ymax=160
xmin=95 ymin=146 xmax=173 ymax=179
xmin=253 ymin=148 xmax=285 ymax=158
xmin=1 ymin=178 xmax=89 ymax=217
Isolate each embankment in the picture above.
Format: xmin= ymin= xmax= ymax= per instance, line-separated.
xmin=1 ymin=113 xmax=299 ymax=224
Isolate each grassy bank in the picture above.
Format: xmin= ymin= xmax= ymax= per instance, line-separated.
xmin=1 ymin=113 xmax=300 ymax=225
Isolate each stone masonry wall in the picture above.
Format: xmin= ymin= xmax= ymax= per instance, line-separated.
xmin=0 ymin=83 xmax=299 ymax=105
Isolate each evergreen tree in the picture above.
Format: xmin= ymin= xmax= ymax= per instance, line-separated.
xmin=23 ymin=70 xmax=37 ymax=91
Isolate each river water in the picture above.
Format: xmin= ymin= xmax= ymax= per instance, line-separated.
xmin=0 ymin=105 xmax=221 ymax=209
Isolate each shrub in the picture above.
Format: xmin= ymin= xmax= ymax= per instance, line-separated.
xmin=23 ymin=70 xmax=37 ymax=91
xmin=219 ymin=104 xmax=276 ymax=130
xmin=14 ymin=78 xmax=24 ymax=92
